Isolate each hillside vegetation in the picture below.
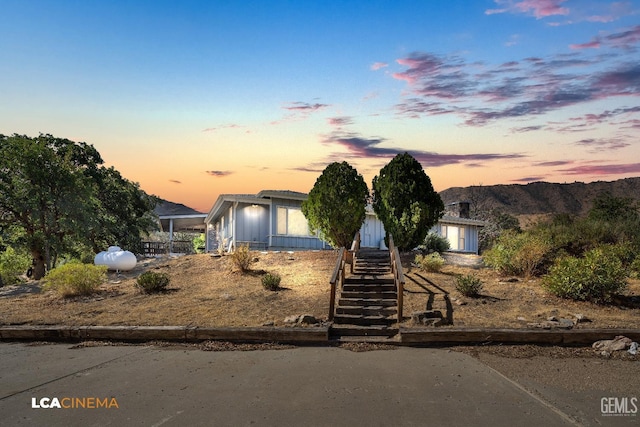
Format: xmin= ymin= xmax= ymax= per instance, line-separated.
xmin=440 ymin=177 xmax=640 ymax=217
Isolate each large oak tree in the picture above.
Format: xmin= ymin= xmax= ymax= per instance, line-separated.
xmin=0 ymin=134 xmax=157 ymax=279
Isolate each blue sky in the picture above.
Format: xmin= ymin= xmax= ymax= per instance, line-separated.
xmin=1 ymin=0 xmax=639 ymax=212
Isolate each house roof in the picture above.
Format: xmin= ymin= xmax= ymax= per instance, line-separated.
xmin=154 ymin=201 xmax=207 ymax=232
xmin=439 ymin=215 xmax=488 ymax=227
xmin=205 ymin=190 xmax=309 ymax=223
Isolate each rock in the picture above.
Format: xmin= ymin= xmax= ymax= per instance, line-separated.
xmin=455 ymin=299 xmax=467 ymax=306
xmin=516 ymin=316 xmax=527 ymax=322
xmin=629 ymin=342 xmax=638 ymax=355
xmin=547 ymin=316 xmax=557 ymax=321
xmin=527 ymin=318 xmax=574 ymax=330
xmin=592 ymin=336 xmax=633 ymax=352
xmin=298 ymin=314 xmax=318 ymax=325
xmin=411 ymin=310 xmax=443 ymax=326
xmin=284 ymin=315 xmax=300 ymax=324
xmin=262 ymin=321 xmax=275 ymax=327
xmin=556 ymin=318 xmax=575 ymax=329
xmin=574 ymin=313 xmax=591 ymax=323
xmin=284 ymin=314 xmax=319 ymax=325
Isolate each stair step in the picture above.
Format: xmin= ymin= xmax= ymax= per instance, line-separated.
xmin=333 ymin=314 xmax=397 ymax=326
xmin=344 ymin=277 xmax=394 ymax=285
xmin=339 ymin=298 xmax=397 ymax=307
xmin=340 ymin=291 xmax=397 ymax=299
xmin=330 ymin=324 xmax=399 ymax=337
xmin=336 ymin=306 xmax=397 ymax=316
xmin=343 ymin=284 xmax=396 ymax=293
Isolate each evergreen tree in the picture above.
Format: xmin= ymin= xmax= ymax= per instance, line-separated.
xmin=372 ymin=153 xmax=443 ymax=251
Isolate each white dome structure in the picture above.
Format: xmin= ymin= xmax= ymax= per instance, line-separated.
xmin=94 ymin=246 xmax=137 ymax=271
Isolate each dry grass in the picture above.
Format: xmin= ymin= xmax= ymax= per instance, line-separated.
xmin=0 ymin=251 xmax=334 ymax=327
xmin=402 ymin=257 xmax=640 ymax=329
xmin=0 ymin=250 xmax=638 ymax=329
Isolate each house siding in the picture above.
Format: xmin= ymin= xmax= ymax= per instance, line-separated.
xmin=360 ymin=213 xmax=385 ymax=248
xmin=235 ymin=203 xmax=269 ymax=248
xmin=431 ymin=221 xmax=481 ymax=254
xmin=269 ymin=197 xmax=326 ymax=250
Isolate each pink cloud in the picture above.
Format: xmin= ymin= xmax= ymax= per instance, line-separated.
xmin=559 ymin=163 xmax=640 ymax=176
xmin=570 ymin=40 xmax=601 ymax=50
xmin=486 ymin=0 xmax=569 ymax=19
xmin=205 ymin=170 xmax=233 ymax=177
xmin=371 ymin=62 xmax=388 ymax=71
xmin=327 ymin=116 xmax=353 ymax=127
xmin=570 ymin=25 xmax=640 ymax=50
xmin=283 ymin=101 xmax=328 ymax=112
xmin=202 ymin=124 xmax=243 ymax=132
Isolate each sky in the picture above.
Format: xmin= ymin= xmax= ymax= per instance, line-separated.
xmin=1 ymin=0 xmax=639 ymax=213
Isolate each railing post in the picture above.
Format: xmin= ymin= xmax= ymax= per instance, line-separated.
xmin=329 ymin=281 xmax=336 ymax=321
xmin=329 ymin=247 xmax=346 ymax=322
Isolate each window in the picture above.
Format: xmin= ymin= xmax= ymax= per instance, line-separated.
xmin=442 ymin=225 xmax=465 ymax=251
xmin=277 ymin=206 xmax=313 ymax=236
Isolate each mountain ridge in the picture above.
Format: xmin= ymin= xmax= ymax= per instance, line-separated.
xmin=439 ymin=177 xmax=640 ymax=217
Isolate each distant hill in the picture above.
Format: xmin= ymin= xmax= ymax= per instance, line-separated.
xmin=439 ymin=177 xmax=640 ymax=217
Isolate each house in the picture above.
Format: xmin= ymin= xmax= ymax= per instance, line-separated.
xmin=433 ymin=202 xmax=487 ymax=254
xmin=204 ymin=191 xmax=485 ymax=254
xmin=358 ymin=201 xmax=486 ymax=253
xmin=204 ymin=190 xmax=328 ymax=252
xmin=153 ymin=201 xmax=207 ymax=254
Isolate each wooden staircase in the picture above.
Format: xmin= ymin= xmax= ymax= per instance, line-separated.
xmin=330 ymin=249 xmax=400 ymax=341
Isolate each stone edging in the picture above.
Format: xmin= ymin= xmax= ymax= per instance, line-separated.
xmin=0 ymin=326 xmax=329 ymax=343
xmin=1 ymin=325 xmax=639 ymax=346
xmin=399 ymin=328 xmax=640 ymax=345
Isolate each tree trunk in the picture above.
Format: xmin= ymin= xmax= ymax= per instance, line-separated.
xmin=30 ymin=250 xmax=46 ymax=280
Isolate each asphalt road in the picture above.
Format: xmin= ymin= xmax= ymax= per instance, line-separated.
xmin=0 ymin=343 xmax=636 ymax=426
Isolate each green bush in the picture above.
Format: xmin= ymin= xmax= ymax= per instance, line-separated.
xmin=543 ymin=247 xmax=628 ymax=303
xmin=193 ymin=234 xmax=206 ymax=254
xmin=262 ymin=273 xmax=281 ymax=291
xmin=419 ymin=233 xmax=450 ymax=254
xmin=414 ymin=252 xmax=445 ymax=272
xmin=456 ymin=274 xmax=483 ymax=297
xmin=136 ymin=271 xmax=170 ymax=294
xmin=43 ymin=262 xmax=107 ymax=297
xmin=0 ymin=246 xmax=30 ymax=286
xmin=483 ymin=230 xmax=552 ymax=277
xmin=630 ymin=256 xmax=640 ymax=279
xmin=230 ymin=244 xmax=252 ymax=272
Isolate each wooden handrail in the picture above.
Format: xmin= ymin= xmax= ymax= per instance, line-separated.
xmin=349 ymin=231 xmax=360 ymax=274
xmin=329 ymin=247 xmax=346 ymax=321
xmin=388 ymin=234 xmax=405 ymax=321
xmin=350 ymin=231 xmax=360 ymax=252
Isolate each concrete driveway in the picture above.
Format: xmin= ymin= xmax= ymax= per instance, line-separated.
xmin=0 ymin=343 xmax=635 ymax=426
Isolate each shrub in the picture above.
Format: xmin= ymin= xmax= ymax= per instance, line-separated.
xmin=193 ymin=234 xmax=206 ymax=254
xmin=414 ymin=252 xmax=445 ymax=272
xmin=43 ymin=262 xmax=106 ymax=297
xmin=543 ymin=247 xmax=628 ymax=303
xmin=0 ymin=246 xmax=30 ymax=286
xmin=483 ymin=230 xmax=552 ymax=277
xmin=230 ymin=244 xmax=252 ymax=272
xmin=262 ymin=273 xmax=281 ymax=291
xmin=136 ymin=271 xmax=170 ymax=294
xmin=630 ymin=256 xmax=640 ymax=279
xmin=419 ymin=233 xmax=450 ymax=254
xmin=456 ymin=274 xmax=483 ymax=297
